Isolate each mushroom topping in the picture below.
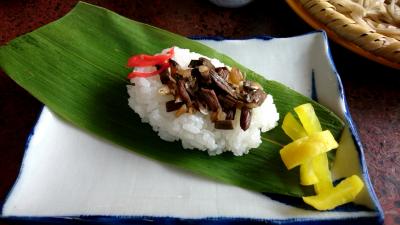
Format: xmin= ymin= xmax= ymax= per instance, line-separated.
xmin=184 ymin=77 xmax=198 ymax=97
xmin=159 ymin=65 xmax=175 ymax=85
xmin=177 ymin=79 xmax=192 ymax=107
xmin=217 ymin=94 xmax=237 ymax=109
xmin=199 ymin=88 xmax=220 ymax=112
xmin=215 ymin=120 xmax=234 ymax=130
xmin=240 ymin=106 xmax=252 ymax=131
xmin=159 ymin=57 xmax=268 ymax=131
xmin=244 ymin=89 xmax=267 ymax=108
xmin=224 ymin=108 xmax=236 ymax=120
xmin=192 ymin=67 xmax=212 ymax=84
xmin=166 ymin=100 xmax=184 ymax=112
xmin=189 ymin=57 xmax=215 ymax=70
xmin=243 ymin=80 xmax=263 ymax=91
xmin=215 ymin=67 xmax=229 ymax=80
xmin=210 ymin=71 xmax=237 ymax=97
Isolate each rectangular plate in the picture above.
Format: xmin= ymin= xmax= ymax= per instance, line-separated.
xmin=1 ymin=32 xmax=383 ymax=224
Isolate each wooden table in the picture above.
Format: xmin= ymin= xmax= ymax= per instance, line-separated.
xmin=0 ymin=1 xmax=399 ymax=224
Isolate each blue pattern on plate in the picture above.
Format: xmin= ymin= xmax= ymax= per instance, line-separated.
xmin=317 ymin=31 xmax=383 ymax=223
xmin=311 ymin=70 xmax=318 ymax=102
xmin=0 ymin=107 xmax=44 ymax=214
xmin=2 ymin=215 xmax=382 ymax=225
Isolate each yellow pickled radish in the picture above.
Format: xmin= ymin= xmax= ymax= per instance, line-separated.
xmin=282 ymin=111 xmax=317 ymax=185
xmin=294 ymin=103 xmax=322 ymax=135
xmin=280 ymin=103 xmax=364 ymax=210
xmin=302 ymin=175 xmax=364 ymax=210
xmin=293 ymin=103 xmax=332 ymax=190
xmin=282 ymin=112 xmax=307 ymax=140
xmin=300 ymin=160 xmax=318 ymax=185
xmin=280 ymin=130 xmax=339 ymax=169
xmin=312 ymin=153 xmax=333 ymax=193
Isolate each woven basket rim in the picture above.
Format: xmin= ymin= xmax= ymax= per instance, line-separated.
xmin=287 ymin=0 xmax=400 ymax=70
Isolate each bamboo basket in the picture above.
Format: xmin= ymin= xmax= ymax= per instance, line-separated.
xmin=287 ymin=0 xmax=400 ymax=70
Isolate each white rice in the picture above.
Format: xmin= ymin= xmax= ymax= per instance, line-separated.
xmin=127 ymin=47 xmax=279 ymax=156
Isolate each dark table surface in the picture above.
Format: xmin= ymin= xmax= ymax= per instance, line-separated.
xmin=0 ymin=0 xmax=399 ymax=224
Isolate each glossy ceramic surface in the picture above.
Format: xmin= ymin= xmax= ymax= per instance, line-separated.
xmin=1 ymin=32 xmax=383 ymax=224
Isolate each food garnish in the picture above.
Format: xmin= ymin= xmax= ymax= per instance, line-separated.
xmin=127 ymin=48 xmax=174 ymax=78
xmin=280 ymin=103 xmax=364 ymax=210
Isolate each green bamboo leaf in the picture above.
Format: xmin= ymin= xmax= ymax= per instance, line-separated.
xmin=0 ymin=2 xmax=344 ymax=197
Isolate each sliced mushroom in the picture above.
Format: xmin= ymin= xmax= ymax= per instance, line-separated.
xmin=189 ymin=57 xmax=215 ymax=70
xmin=217 ymin=94 xmax=237 ymax=108
xmin=177 ymin=80 xmax=192 ymax=107
xmin=167 ymin=81 xmax=177 ymax=95
xmin=166 ymin=100 xmax=184 ymax=112
xmin=200 ymin=57 xmax=215 ymax=70
xmin=157 ymin=57 xmax=268 ymax=131
xmin=198 ymin=88 xmax=221 ymax=112
xmin=210 ymin=71 xmax=237 ymax=97
xmin=225 ymin=108 xmax=236 ymax=120
xmin=192 ymin=67 xmax=212 ymax=84
xmin=240 ymin=107 xmax=251 ymax=131
xmin=169 ymin=59 xmax=179 ymax=75
xmin=244 ymin=89 xmax=267 ymax=108
xmin=184 ymin=77 xmax=198 ymax=97
xmin=188 ymin=59 xmax=202 ymax=68
xmin=214 ymin=120 xmax=234 ymax=130
xmin=215 ymin=67 xmax=229 ymax=80
xmin=159 ymin=65 xmax=174 ymax=84
xmin=243 ymin=80 xmax=263 ymax=91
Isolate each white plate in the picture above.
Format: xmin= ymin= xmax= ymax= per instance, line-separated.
xmin=1 ymin=32 xmax=383 ymax=224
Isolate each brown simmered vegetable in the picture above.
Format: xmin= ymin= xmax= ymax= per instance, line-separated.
xmin=159 ymin=68 xmax=172 ymax=84
xmin=211 ymin=71 xmax=237 ymax=97
xmin=189 ymin=57 xmax=215 ymax=70
xmin=215 ymin=120 xmax=234 ymax=130
xmin=192 ymin=67 xmax=212 ymax=84
xmin=188 ymin=59 xmax=202 ymax=68
xmin=169 ymin=59 xmax=179 ymax=75
xmin=177 ymin=80 xmax=192 ymax=107
xmin=243 ymin=80 xmax=263 ymax=91
xmin=199 ymin=88 xmax=221 ymax=112
xmin=215 ymin=67 xmax=229 ymax=80
xmin=166 ymin=100 xmax=184 ymax=112
xmin=240 ymin=107 xmax=252 ymax=131
xmin=184 ymin=78 xmax=198 ymax=97
xmin=244 ymin=89 xmax=267 ymax=108
xmin=225 ymin=108 xmax=236 ymax=120
xmin=217 ymin=94 xmax=237 ymax=108
xmin=158 ymin=57 xmax=267 ymax=131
